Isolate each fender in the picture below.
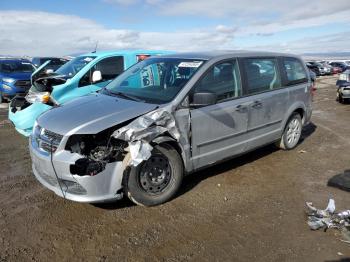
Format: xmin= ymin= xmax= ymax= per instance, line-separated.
xmin=281 ymin=102 xmax=306 ymax=133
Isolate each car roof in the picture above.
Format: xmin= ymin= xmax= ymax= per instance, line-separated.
xmin=80 ymin=50 xmax=173 ymax=57
xmin=159 ymin=50 xmax=302 ymax=61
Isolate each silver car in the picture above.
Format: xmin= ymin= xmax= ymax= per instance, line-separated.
xmin=29 ymin=51 xmax=313 ymax=206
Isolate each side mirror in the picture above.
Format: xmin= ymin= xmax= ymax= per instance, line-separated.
xmin=92 ymin=70 xmax=102 ymax=83
xmin=191 ymin=92 xmax=217 ymax=107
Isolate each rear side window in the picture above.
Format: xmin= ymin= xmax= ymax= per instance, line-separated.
xmin=193 ymin=60 xmax=241 ymax=103
xmin=283 ymin=57 xmax=308 ymax=85
xmin=243 ymin=58 xmax=281 ymax=95
xmin=79 ymin=56 xmax=124 ymax=87
xmin=93 ymin=56 xmax=124 ymax=81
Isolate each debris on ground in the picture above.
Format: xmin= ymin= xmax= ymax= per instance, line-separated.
xmin=306 ymin=199 xmax=350 ymax=243
xmin=328 ymin=170 xmax=350 ymax=192
xmin=298 ymin=150 xmax=307 ymax=154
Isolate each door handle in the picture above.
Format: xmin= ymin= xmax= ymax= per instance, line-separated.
xmin=251 ymin=100 xmax=263 ymax=109
xmin=235 ymin=104 xmax=248 ymax=113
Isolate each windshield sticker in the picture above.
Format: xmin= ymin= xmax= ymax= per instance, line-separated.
xmin=141 ymin=67 xmax=154 ymax=88
xmin=83 ymin=57 xmax=94 ymax=62
xmin=178 ymin=61 xmax=203 ymax=68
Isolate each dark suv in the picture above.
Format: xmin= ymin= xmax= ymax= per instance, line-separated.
xmin=31 ymin=57 xmax=69 ymax=72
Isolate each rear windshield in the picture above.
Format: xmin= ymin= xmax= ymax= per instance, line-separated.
xmin=40 ymin=58 xmax=67 ymax=66
xmin=55 ymin=56 xmax=96 ymax=78
xmin=0 ymin=61 xmax=35 ymax=73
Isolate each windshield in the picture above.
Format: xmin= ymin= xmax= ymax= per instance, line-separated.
xmin=0 ymin=61 xmax=35 ymax=73
xmin=103 ymin=57 xmax=205 ymax=104
xmin=55 ymin=56 xmax=96 ymax=78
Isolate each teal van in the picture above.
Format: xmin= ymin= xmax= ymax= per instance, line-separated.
xmin=9 ymin=50 xmax=170 ymax=136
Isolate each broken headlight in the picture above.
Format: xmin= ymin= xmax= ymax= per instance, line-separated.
xmin=25 ymin=91 xmax=51 ymax=104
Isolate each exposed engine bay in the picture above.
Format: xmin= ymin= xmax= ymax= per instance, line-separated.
xmin=67 ymin=130 xmax=128 ymax=177
xmin=31 ymin=75 xmax=67 ymax=93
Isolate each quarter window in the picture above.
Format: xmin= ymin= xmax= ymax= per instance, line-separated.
xmin=283 ymin=57 xmax=308 ymax=85
xmin=193 ymin=60 xmax=241 ymax=103
xmin=243 ymin=58 xmax=281 ymax=95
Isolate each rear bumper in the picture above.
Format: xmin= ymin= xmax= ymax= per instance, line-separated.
xmin=9 ymin=101 xmax=52 ymax=137
xmin=29 ymin=136 xmax=124 ymax=203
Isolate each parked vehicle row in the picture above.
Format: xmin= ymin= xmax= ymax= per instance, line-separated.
xmin=305 ymin=60 xmax=350 ymax=76
xmin=336 ymin=70 xmax=350 ymax=103
xmin=9 ymin=50 xmax=171 ymax=136
xmin=28 ymin=51 xmax=313 ymax=206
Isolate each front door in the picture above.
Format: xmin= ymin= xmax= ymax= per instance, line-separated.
xmin=190 ymin=59 xmax=250 ymax=169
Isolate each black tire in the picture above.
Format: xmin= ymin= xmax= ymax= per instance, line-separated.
xmin=0 ymin=92 xmax=3 ymax=104
xmin=123 ymin=143 xmax=183 ymax=206
xmin=338 ymin=93 xmax=344 ymax=104
xmin=276 ymin=113 xmax=302 ymax=150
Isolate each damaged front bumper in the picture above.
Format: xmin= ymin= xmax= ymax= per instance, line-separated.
xmin=9 ymin=99 xmax=52 ymax=137
xmin=29 ymin=135 xmax=125 ymax=203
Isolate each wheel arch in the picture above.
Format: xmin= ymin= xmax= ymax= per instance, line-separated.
xmin=282 ymin=103 xmax=306 ymax=132
xmin=151 ymin=136 xmax=186 ymax=172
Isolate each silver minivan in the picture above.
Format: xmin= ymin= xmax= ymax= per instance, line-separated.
xmin=29 ymin=51 xmax=313 ymax=206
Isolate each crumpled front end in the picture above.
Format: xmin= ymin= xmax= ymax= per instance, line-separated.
xmin=29 ymin=124 xmax=127 ymax=203
xmin=9 ymin=100 xmax=52 ymax=137
xmin=112 ymin=109 xmax=180 ymax=166
xmin=30 ymin=106 xmax=185 ymax=203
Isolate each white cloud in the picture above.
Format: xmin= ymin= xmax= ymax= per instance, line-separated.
xmin=244 ymin=31 xmax=350 ymax=54
xmin=0 ymin=11 xmax=142 ymax=56
xmin=0 ymin=8 xmax=349 ymax=57
xmin=0 ymin=11 xmax=235 ymax=56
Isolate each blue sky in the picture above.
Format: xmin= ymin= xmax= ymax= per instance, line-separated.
xmin=1 ymin=0 xmax=350 ymax=56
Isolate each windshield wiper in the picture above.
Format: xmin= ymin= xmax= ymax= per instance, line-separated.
xmin=109 ymin=91 xmax=145 ymax=102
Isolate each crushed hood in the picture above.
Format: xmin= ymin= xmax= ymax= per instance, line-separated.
xmin=37 ymin=93 xmax=158 ymax=135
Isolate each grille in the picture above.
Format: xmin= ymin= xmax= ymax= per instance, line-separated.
xmin=43 ymin=129 xmax=63 ymax=145
xmin=15 ymin=80 xmax=31 ymax=88
xmin=344 ymin=88 xmax=350 ymax=91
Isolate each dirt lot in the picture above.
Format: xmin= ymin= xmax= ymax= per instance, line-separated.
xmin=0 ymin=76 xmax=350 ymax=261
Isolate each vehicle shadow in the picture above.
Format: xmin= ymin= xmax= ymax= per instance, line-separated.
xmin=92 ymin=197 xmax=135 ymax=210
xmin=299 ymin=121 xmax=317 ymax=144
xmin=325 ymin=259 xmax=350 ymax=262
xmin=95 ymin=122 xmax=317 ymax=210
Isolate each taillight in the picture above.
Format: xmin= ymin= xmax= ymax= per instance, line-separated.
xmin=311 ymin=82 xmax=316 ymax=98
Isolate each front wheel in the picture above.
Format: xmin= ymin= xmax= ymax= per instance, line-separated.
xmin=276 ymin=113 xmax=302 ymax=150
xmin=123 ymin=143 xmax=183 ymax=206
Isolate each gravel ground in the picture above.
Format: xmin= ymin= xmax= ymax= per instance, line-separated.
xmin=0 ymin=75 xmax=350 ymax=261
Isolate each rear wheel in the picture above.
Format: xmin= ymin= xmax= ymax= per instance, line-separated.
xmin=276 ymin=113 xmax=302 ymax=150
xmin=123 ymin=144 xmax=183 ymax=206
